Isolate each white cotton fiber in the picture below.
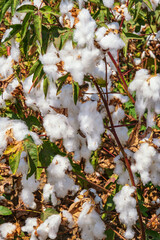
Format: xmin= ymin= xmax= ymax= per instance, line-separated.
xmin=37 ymin=214 xmax=61 ymax=240
xmin=78 ymin=101 xmax=104 ymax=151
xmin=43 ymin=113 xmax=75 ymax=141
xmin=62 ymin=210 xmax=74 ymax=228
xmin=77 ymin=202 xmax=106 ymax=240
xmin=43 ymin=183 xmax=57 ymax=206
xmin=0 ymin=56 xmax=13 ymax=79
xmin=0 ymin=222 xmax=16 ymax=239
xmin=22 ymin=218 xmax=38 ymax=234
xmin=103 ymin=0 xmax=114 ymax=8
xmin=21 ymin=174 xmax=39 ymax=209
xmin=98 ymin=32 xmax=125 ymax=50
xmin=113 ymin=186 xmax=138 ymax=239
xmin=47 ymin=155 xmax=79 ymax=198
xmin=10 ymin=39 xmax=20 ymax=62
xmin=73 ymin=9 xmax=97 ymax=48
xmin=131 ymin=142 xmax=160 ymax=185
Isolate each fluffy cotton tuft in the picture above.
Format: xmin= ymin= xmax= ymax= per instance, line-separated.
xmin=74 ymin=9 xmax=97 ymax=48
xmin=0 ymin=223 xmax=16 ymax=239
xmin=47 ymin=155 xmax=79 ymax=198
xmin=21 ymin=218 xmax=38 ymax=234
xmin=78 ymin=202 xmax=106 ymax=240
xmin=37 ymin=214 xmax=61 ymax=239
xmin=78 ymin=101 xmax=105 ymax=150
xmin=113 ymin=186 xmax=138 ymax=239
xmin=103 ymin=0 xmax=114 ymax=8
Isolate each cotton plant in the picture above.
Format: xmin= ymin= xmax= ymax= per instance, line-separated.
xmin=0 ymin=0 xmax=160 ymax=239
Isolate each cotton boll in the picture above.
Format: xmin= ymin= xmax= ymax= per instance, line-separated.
xmin=21 ymin=188 xmax=36 ymax=209
xmin=113 ymin=186 xmax=138 ymax=239
xmin=47 ymin=155 xmax=79 ymax=198
xmin=34 ymin=0 xmax=42 ymax=8
xmin=43 ymin=183 xmax=57 ymax=206
xmin=10 ymin=39 xmax=20 ymax=62
xmin=134 ymin=58 xmax=141 ymax=65
xmin=43 ymin=113 xmax=75 ymax=141
xmin=0 ymin=56 xmax=13 ymax=79
xmin=60 ymin=0 xmax=73 ymax=15
xmin=84 ymin=160 xmax=94 ymax=174
xmin=37 ymin=214 xmax=61 ymax=240
xmin=95 ymin=27 xmax=107 ymax=42
xmin=22 ymin=218 xmax=38 ymax=234
xmin=16 ymin=152 xmax=28 ymax=174
xmin=108 ymin=22 xmax=119 ymax=29
xmin=0 ymin=223 xmax=16 ymax=239
xmin=77 ymin=202 xmax=106 ymax=240
xmin=99 ymin=32 xmax=125 ymax=50
xmin=78 ymin=101 xmax=104 ymax=151
xmin=39 ymin=43 xmax=59 ymax=65
xmin=103 ymin=0 xmax=114 ymax=8
xmin=73 ymin=9 xmax=97 ymax=48
xmin=62 ymin=210 xmax=74 ymax=228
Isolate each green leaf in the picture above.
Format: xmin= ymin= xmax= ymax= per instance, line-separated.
xmin=42 ymin=26 xmax=50 ymax=54
xmin=104 ymin=196 xmax=115 ymax=211
xmin=134 ymin=2 xmax=142 ymax=21
xmin=32 ymin=62 xmax=43 ymax=86
xmin=72 ymin=81 xmax=79 ymax=105
xmin=43 ymin=75 xmax=49 ymax=98
xmin=39 ymin=140 xmax=65 ymax=168
xmin=105 ymin=229 xmax=115 ymax=240
xmin=3 ymin=24 xmax=21 ymax=42
xmin=33 ymin=14 xmax=42 ymax=47
xmin=29 ymin=60 xmax=41 ymax=76
xmin=40 ymin=5 xmax=59 ymax=16
xmin=0 ymin=0 xmax=12 ymax=23
xmin=16 ymin=4 xmax=37 ymax=13
xmin=59 ymin=29 xmax=73 ymax=50
xmin=9 ymin=147 xmax=23 ymax=174
xmin=11 ymin=0 xmax=19 ymax=16
xmin=124 ymin=32 xmax=144 ymax=40
xmin=24 ymin=116 xmax=41 ymax=130
xmin=41 ymin=208 xmax=59 ymax=222
xmin=23 ymin=135 xmax=40 ymax=178
xmin=146 ymin=229 xmax=160 ymax=240
xmin=56 ymin=73 xmax=69 ymax=95
xmin=143 ymin=0 xmax=153 ymax=10
xmin=0 ymin=206 xmax=12 ymax=216
xmin=23 ymin=29 xmax=30 ymax=56
xmin=21 ymin=12 xmax=32 ymax=40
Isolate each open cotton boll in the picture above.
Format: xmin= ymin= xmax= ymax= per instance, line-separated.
xmin=98 ymin=32 xmax=125 ymax=50
xmin=0 ymin=222 xmax=16 ymax=239
xmin=43 ymin=183 xmax=57 ymax=206
xmin=10 ymin=39 xmax=20 ymax=62
xmin=60 ymin=0 xmax=73 ymax=15
xmin=22 ymin=218 xmax=38 ymax=234
xmin=132 ymin=142 xmax=160 ymax=185
xmin=0 ymin=56 xmax=13 ymax=79
xmin=16 ymin=151 xmax=28 ymax=174
xmin=108 ymin=21 xmax=119 ymax=29
xmin=37 ymin=214 xmax=61 ymax=240
xmin=113 ymin=186 xmax=138 ymax=239
xmin=21 ymin=174 xmax=39 ymax=209
xmin=109 ymin=93 xmax=129 ymax=104
xmin=62 ymin=210 xmax=74 ymax=228
xmin=39 ymin=43 xmax=59 ymax=65
xmin=129 ymin=69 xmax=149 ymax=93
xmin=95 ymin=27 xmax=107 ymax=42
xmin=78 ymin=101 xmax=105 ymax=151
xmin=43 ymin=113 xmax=75 ymax=141
xmin=34 ymin=0 xmax=42 ymax=8
xmin=47 ymin=155 xmax=79 ymax=198
xmin=2 ymin=78 xmax=19 ymax=100
xmin=134 ymin=58 xmax=141 ymax=65
xmin=74 ymin=9 xmax=97 ymax=48
xmin=103 ymin=0 xmax=114 ymax=8
xmin=77 ymin=202 xmax=106 ymax=240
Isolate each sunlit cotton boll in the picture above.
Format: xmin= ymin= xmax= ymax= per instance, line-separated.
xmin=113 ymin=186 xmax=138 ymax=239
xmin=73 ymin=9 xmax=97 ymax=48
xmin=0 ymin=223 xmax=16 ymax=239
xmin=21 ymin=218 xmax=38 ymax=234
xmin=43 ymin=113 xmax=75 ymax=141
xmin=98 ymin=32 xmax=125 ymax=50
xmin=77 ymin=202 xmax=106 ymax=240
xmin=37 ymin=214 xmax=61 ymax=240
xmin=78 ymin=101 xmax=105 ymax=151
xmin=103 ymin=0 xmax=114 ymax=8
xmin=0 ymin=56 xmax=13 ymax=79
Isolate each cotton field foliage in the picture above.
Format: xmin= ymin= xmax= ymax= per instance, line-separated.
xmin=0 ymin=0 xmax=160 ymax=239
